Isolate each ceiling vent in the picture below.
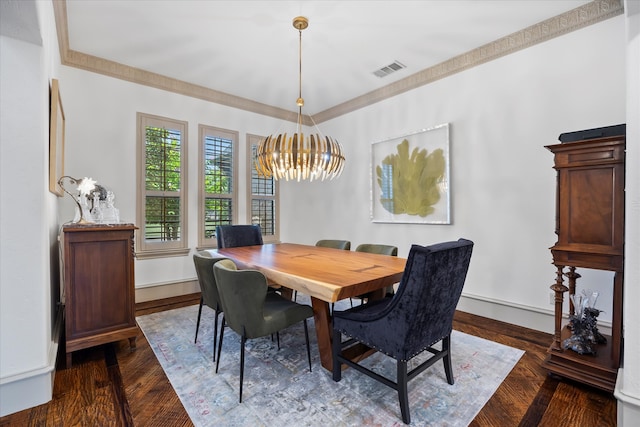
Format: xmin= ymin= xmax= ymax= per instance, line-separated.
xmin=373 ymin=61 xmax=406 ymax=78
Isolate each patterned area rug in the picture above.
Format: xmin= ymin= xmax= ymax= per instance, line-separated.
xmin=137 ymin=298 xmax=523 ymax=426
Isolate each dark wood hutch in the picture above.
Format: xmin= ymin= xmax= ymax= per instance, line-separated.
xmin=543 ymin=124 xmax=625 ymax=392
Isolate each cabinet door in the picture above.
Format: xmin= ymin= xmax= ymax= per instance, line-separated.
xmin=65 ymin=229 xmax=135 ymax=340
xmin=547 ymin=137 xmax=624 ymax=271
xmin=561 ymin=166 xmax=622 ymax=242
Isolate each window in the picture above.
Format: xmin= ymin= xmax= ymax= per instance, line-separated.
xmin=247 ymin=134 xmax=279 ymax=243
xmin=136 ymin=113 xmax=188 ymax=258
xmin=199 ymin=125 xmax=238 ymax=248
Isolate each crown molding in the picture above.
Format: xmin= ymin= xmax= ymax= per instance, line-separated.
xmin=312 ymin=0 xmax=623 ymax=123
xmin=53 ymin=0 xmax=623 ymax=125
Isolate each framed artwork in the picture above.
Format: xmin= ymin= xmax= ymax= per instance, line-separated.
xmin=370 ymin=123 xmax=450 ymax=224
xmin=49 ymin=78 xmax=65 ymax=196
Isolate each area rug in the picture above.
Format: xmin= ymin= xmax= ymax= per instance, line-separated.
xmin=136 ymin=298 xmax=524 ymax=426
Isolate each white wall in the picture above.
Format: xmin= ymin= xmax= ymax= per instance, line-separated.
xmin=58 ymin=66 xmax=287 ymax=296
xmin=281 ymin=16 xmax=626 ymax=331
xmin=58 ymin=14 xmax=626 ymax=332
xmin=0 ymin=0 xmax=62 ymax=416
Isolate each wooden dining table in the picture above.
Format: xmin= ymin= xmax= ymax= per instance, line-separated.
xmin=214 ymin=243 xmax=407 ymax=371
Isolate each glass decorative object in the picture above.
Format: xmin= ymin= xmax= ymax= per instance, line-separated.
xmin=58 ymin=176 xmax=96 ymax=224
xmin=563 ymin=290 xmax=607 ymax=355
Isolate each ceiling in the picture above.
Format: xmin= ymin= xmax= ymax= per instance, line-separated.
xmin=64 ymin=1 xmax=593 ymax=116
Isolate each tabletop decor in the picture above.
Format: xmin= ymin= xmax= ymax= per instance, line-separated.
xmin=371 ymin=123 xmax=450 ymax=224
xmin=58 ymin=175 xmax=97 ymax=224
xmin=58 ymin=176 xmax=122 ymax=224
xmin=563 ymin=289 xmax=606 ymax=355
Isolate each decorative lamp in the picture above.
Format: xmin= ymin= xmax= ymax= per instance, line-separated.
xmin=255 ymin=16 xmax=345 ymax=182
xmin=58 ymin=175 xmax=96 ymax=224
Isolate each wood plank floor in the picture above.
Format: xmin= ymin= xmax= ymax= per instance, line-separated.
xmin=0 ymin=294 xmax=617 ymax=426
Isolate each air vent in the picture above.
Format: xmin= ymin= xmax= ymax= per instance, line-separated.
xmin=373 ymin=61 xmax=406 ymax=78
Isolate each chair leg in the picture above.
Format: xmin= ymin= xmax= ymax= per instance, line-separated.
xmin=443 ymin=335 xmax=454 ymax=385
xmin=303 ymin=320 xmax=312 ymax=372
xmin=211 ymin=310 xmax=219 ymax=362
xmin=215 ymin=317 xmax=226 ymax=374
xmin=397 ymin=360 xmax=410 ymax=424
xmin=194 ymin=297 xmax=204 ymax=343
xmin=332 ymin=328 xmax=342 ymax=381
xmin=239 ymin=329 xmax=246 ymax=403
xmin=276 ymin=331 xmax=280 ymax=350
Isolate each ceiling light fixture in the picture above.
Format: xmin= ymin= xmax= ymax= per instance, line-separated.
xmin=255 ymin=16 xmax=345 ymax=182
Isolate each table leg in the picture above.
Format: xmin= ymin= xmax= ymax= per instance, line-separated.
xmin=310 ymin=296 xmax=378 ymax=372
xmin=310 ymin=297 xmax=334 ymax=371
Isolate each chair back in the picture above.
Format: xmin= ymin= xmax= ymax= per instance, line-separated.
xmin=335 ymin=239 xmax=473 ymax=361
xmin=316 ymin=239 xmax=351 ymax=250
xmin=193 ymin=251 xmax=228 ymax=311
xmin=355 ymin=244 xmax=398 ymax=296
xmin=355 ymin=244 xmax=398 ymax=256
xmin=213 ymin=259 xmax=271 ymax=339
xmin=216 ymin=224 xmax=264 ymax=248
xmin=393 ymin=239 xmax=473 ymax=359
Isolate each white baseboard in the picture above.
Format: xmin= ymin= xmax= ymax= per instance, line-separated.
xmin=135 ymin=279 xmax=199 ymax=303
xmin=0 ymin=308 xmax=62 ymax=417
xmin=135 ymin=283 xmax=614 ymax=336
xmin=457 ymin=292 xmax=612 ymax=336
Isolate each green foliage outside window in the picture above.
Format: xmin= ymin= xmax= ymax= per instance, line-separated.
xmin=145 ymin=126 xmax=182 ymax=241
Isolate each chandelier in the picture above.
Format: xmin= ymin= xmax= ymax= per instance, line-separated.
xmin=255 ymin=16 xmax=345 ymax=182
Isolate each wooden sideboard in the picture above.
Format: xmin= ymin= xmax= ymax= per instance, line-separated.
xmin=61 ymin=224 xmax=138 ymax=366
xmin=543 ymin=126 xmax=625 ymax=392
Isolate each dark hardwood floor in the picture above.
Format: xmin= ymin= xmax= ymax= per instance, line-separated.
xmin=0 ymin=294 xmax=617 ymax=426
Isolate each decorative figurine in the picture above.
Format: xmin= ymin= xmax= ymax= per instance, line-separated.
xmin=563 ymin=290 xmax=606 ymax=355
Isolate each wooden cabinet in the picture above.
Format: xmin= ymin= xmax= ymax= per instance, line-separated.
xmin=62 ymin=224 xmax=138 ymax=366
xmin=543 ymin=126 xmax=625 ymax=392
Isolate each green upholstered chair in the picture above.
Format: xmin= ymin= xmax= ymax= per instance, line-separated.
xmin=213 ymin=259 xmax=314 ymax=403
xmin=355 ymin=243 xmax=398 ymax=257
xmin=192 ymin=251 xmax=228 ymax=362
xmin=351 ymin=243 xmax=399 ymax=306
xmin=315 ymin=239 xmax=351 ymax=250
xmin=216 ymin=224 xmax=285 ymax=295
xmin=292 ymin=239 xmax=352 ymax=302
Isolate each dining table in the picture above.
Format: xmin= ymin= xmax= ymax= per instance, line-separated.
xmin=214 ymin=242 xmax=407 ymax=371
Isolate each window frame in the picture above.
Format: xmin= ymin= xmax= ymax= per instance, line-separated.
xmin=198 ymin=125 xmax=239 ymax=248
xmin=136 ymin=112 xmax=189 ymax=259
xmin=246 ymin=133 xmax=280 ymax=244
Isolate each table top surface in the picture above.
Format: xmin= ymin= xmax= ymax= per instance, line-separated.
xmin=214 ymin=243 xmax=407 ymax=302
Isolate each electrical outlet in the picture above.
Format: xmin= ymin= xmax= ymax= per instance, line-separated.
xmin=549 ymin=292 xmax=555 ymax=305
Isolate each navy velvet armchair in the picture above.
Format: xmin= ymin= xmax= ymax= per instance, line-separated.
xmin=332 ymin=238 xmax=474 ymax=424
